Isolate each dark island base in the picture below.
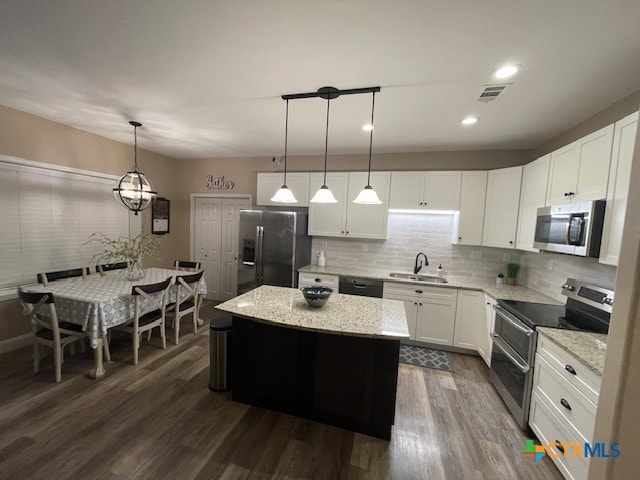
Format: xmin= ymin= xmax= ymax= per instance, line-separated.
xmin=231 ymin=316 xmax=401 ymax=440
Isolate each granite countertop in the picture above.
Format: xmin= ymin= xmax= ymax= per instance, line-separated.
xmin=215 ymin=285 xmax=409 ymax=340
xmin=299 ymin=264 xmax=561 ymax=305
xmin=537 ymin=327 xmax=608 ymax=376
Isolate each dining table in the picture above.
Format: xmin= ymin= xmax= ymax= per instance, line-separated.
xmin=25 ymin=267 xmax=208 ymax=379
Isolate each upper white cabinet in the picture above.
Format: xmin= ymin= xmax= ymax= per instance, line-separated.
xmin=600 ymin=112 xmax=638 ymax=266
xmin=515 ymin=155 xmax=550 ymax=252
xmin=256 ymin=172 xmax=310 ymax=207
xmin=308 ymin=172 xmax=391 ymax=239
xmin=482 ymin=166 xmax=523 ymax=249
xmin=546 ymin=124 xmax=614 ymax=205
xmin=452 ymin=171 xmax=487 ymax=246
xmin=389 ymin=171 xmax=461 ymax=210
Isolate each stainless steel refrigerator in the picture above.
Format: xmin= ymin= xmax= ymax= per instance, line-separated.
xmin=237 ymin=210 xmax=312 ymax=295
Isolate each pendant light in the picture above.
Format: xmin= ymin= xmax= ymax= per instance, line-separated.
xmin=310 ymin=96 xmax=338 ymax=203
xmin=353 ymin=92 xmax=382 ymax=205
xmin=113 ymin=121 xmax=158 ymax=215
xmin=271 ymin=99 xmax=298 ymax=203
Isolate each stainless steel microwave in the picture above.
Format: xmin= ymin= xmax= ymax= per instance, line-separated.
xmin=533 ymin=200 xmax=606 ymax=257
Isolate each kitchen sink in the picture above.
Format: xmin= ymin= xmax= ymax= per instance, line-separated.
xmin=389 ymin=273 xmax=448 ymax=284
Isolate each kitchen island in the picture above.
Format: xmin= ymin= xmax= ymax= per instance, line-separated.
xmin=215 ymin=285 xmax=409 ymax=440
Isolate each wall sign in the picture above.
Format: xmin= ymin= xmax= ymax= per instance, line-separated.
xmin=152 ymin=197 xmax=170 ymax=235
xmin=207 ymin=175 xmax=235 ymax=190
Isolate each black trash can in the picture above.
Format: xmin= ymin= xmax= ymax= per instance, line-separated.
xmin=209 ymin=314 xmax=233 ymax=392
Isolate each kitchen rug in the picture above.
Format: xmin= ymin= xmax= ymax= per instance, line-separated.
xmin=399 ymin=344 xmax=453 ymax=372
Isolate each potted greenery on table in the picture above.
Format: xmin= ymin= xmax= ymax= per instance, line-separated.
xmin=86 ymin=233 xmax=161 ymax=280
xmin=506 ymin=263 xmax=521 ymax=286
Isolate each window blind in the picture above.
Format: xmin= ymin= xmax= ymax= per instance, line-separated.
xmin=0 ymin=159 xmax=140 ymax=289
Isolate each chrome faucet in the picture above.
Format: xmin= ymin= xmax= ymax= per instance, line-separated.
xmin=414 ymin=252 xmax=429 ymax=274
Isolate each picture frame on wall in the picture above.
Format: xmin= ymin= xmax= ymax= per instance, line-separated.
xmin=152 ymin=197 xmax=170 ymax=235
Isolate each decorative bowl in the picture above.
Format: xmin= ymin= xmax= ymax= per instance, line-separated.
xmin=301 ymin=286 xmax=333 ymax=308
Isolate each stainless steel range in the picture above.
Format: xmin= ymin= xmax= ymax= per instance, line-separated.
xmin=488 ymin=278 xmax=613 ymax=429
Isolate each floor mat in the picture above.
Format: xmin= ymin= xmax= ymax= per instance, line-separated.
xmin=399 ymin=344 xmax=453 ymax=372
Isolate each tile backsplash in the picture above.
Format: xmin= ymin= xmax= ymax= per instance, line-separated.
xmin=310 ymin=213 xmax=617 ymax=302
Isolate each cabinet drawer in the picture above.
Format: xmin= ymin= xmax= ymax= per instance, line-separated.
xmin=383 ymin=282 xmax=457 ymax=301
xmin=529 ymin=392 xmax=590 ymax=480
xmin=537 ymin=335 xmax=601 ymax=404
xmin=298 ymin=272 xmax=339 ymax=289
xmin=534 ymin=355 xmax=597 ymax=442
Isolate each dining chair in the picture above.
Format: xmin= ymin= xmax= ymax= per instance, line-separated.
xmin=166 ymin=270 xmax=204 ymax=345
xmin=174 ymin=260 xmax=202 ymax=271
xmin=18 ymin=288 xmax=88 ymax=382
xmin=37 ymin=267 xmax=90 ymax=287
xmin=114 ymin=277 xmax=171 ymax=365
xmin=96 ymin=261 xmax=130 ymax=275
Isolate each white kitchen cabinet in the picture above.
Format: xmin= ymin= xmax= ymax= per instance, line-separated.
xmin=479 ymin=295 xmax=496 ymax=367
xmin=515 ymin=155 xmax=550 ymax=252
xmin=389 ymin=171 xmax=461 ymax=210
xmin=383 ymin=283 xmax=457 ymax=346
xmin=482 ymin=166 xmax=522 ymax=249
xmin=256 ymin=172 xmax=310 ymax=207
xmin=546 ymin=124 xmax=614 ymax=205
xmin=453 ymin=290 xmax=484 ymax=350
xmin=452 ymin=171 xmax=487 ymax=246
xmin=298 ymin=272 xmax=340 ymax=290
xmin=308 ymin=172 xmax=390 ymax=239
xmin=600 ymin=112 xmax=638 ymax=266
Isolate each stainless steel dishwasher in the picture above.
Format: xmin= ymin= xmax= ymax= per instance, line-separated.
xmin=338 ymin=277 xmax=384 ymax=298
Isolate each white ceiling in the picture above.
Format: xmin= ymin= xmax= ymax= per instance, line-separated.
xmin=1 ymin=1 xmax=640 ymax=158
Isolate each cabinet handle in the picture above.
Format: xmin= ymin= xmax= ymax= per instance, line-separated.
xmin=414 ymin=302 xmax=418 ymax=306
xmin=346 ymin=231 xmax=349 ymax=234
xmin=341 ymin=230 xmax=344 ymax=234
xmin=315 ymin=278 xmax=322 ymax=282
xmin=419 ymin=303 xmax=422 ymax=306
xmin=509 ymin=240 xmax=513 ymax=244
xmin=554 ymin=441 xmax=565 ymax=454
xmin=565 ymin=364 xmax=576 ymax=375
xmin=564 ymin=192 xmax=570 ymax=197
xmin=458 ymin=236 xmax=462 ymax=240
xmin=560 ymin=398 xmax=572 ymax=411
xmin=415 ymin=290 xmax=423 ymax=294
xmin=419 ymin=202 xmax=423 ymax=206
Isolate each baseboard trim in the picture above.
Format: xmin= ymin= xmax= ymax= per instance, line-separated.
xmin=0 ymin=333 xmax=32 ymax=355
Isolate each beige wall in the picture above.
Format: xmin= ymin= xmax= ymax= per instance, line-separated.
xmin=0 ymin=105 xmax=181 ymax=341
xmin=534 ymin=88 xmax=640 ymax=158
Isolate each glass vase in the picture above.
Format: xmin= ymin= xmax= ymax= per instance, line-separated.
xmin=126 ymin=260 xmax=145 ymax=281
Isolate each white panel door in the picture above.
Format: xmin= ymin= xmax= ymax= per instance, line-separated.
xmin=424 ymin=171 xmax=462 ymax=210
xmin=453 ymin=171 xmax=487 ymax=246
xmin=308 ymin=172 xmax=348 ymax=236
xmin=516 ymin=155 xmax=550 ymax=252
xmin=416 ymin=298 xmax=457 ymax=346
xmin=389 ymin=172 xmax=425 ymax=209
xmin=600 ymin=113 xmax=638 ymax=266
xmin=194 ymin=197 xmax=222 ymax=301
xmin=453 ymin=290 xmax=484 ymax=350
xmin=482 ymin=166 xmax=523 ymax=249
xmin=546 ymin=144 xmax=579 ymax=205
xmin=220 ymin=198 xmax=251 ymax=300
xmin=345 ymin=171 xmax=391 ymax=239
xmin=574 ymin=124 xmax=614 ymax=202
xmin=256 ymin=172 xmax=310 ymax=207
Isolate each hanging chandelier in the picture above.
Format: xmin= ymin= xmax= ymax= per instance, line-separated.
xmin=353 ymin=91 xmax=382 ymax=204
xmin=113 ymin=121 xmax=157 ymax=215
xmin=310 ymin=92 xmax=338 ymax=203
xmin=271 ymin=99 xmax=298 ymax=203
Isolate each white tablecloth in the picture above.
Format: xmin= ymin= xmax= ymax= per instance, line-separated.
xmin=26 ymin=268 xmax=207 ymax=347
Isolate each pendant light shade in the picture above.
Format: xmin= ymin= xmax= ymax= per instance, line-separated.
xmin=113 ymin=121 xmax=157 ymax=215
xmin=354 ymin=92 xmax=382 ymax=205
xmin=310 ymin=95 xmax=337 ymax=204
xmin=271 ymin=99 xmax=298 ymax=203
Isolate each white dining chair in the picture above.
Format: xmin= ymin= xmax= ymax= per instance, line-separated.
xmin=37 ymin=267 xmax=90 ymax=287
xmin=174 ymin=260 xmax=202 ymax=271
xmin=166 ymin=270 xmax=204 ymax=345
xmin=96 ymin=261 xmax=130 ymax=276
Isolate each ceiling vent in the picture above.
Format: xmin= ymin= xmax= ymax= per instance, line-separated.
xmin=477 ymin=83 xmax=511 ymax=103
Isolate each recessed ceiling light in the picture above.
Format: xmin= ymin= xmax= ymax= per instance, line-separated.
xmin=362 ymin=123 xmax=375 ymax=131
xmin=461 ymin=116 xmax=478 ymax=125
xmin=493 ymin=64 xmax=521 ymax=79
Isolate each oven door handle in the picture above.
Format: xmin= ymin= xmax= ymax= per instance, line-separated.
xmin=492 ymin=334 xmax=530 ymax=374
xmin=493 ymin=304 xmax=534 ymax=336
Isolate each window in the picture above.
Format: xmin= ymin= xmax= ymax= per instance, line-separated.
xmin=0 ymin=157 xmax=141 ymax=290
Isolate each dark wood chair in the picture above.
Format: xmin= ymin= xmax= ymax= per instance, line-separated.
xmin=96 ymin=261 xmax=130 ymax=275
xmin=114 ymin=277 xmax=172 ymax=365
xmin=18 ymin=288 xmax=88 ymax=382
xmin=167 ymin=270 xmax=204 ymax=345
xmin=37 ymin=267 xmax=90 ymax=287
xmin=174 ymin=260 xmax=202 ymax=271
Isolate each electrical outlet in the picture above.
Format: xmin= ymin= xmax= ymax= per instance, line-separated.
xmin=548 ymin=260 xmax=554 ymax=271
xmin=503 ymin=253 xmax=511 ymax=262
xmin=471 ymin=250 xmax=481 ymax=260
xmin=361 ymin=244 xmax=368 ymax=252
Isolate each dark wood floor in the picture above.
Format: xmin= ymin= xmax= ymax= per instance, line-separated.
xmin=0 ymin=302 xmax=563 ymax=480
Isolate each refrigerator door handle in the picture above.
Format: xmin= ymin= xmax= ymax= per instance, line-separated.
xmin=255 ymin=226 xmax=264 ymax=284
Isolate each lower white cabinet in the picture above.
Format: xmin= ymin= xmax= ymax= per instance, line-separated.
xmin=256 ymin=172 xmax=310 ymax=206
xmin=453 ymin=290 xmax=485 ymax=350
xmin=298 ymin=272 xmax=339 ymax=290
xmin=478 ymin=295 xmax=496 ymax=367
